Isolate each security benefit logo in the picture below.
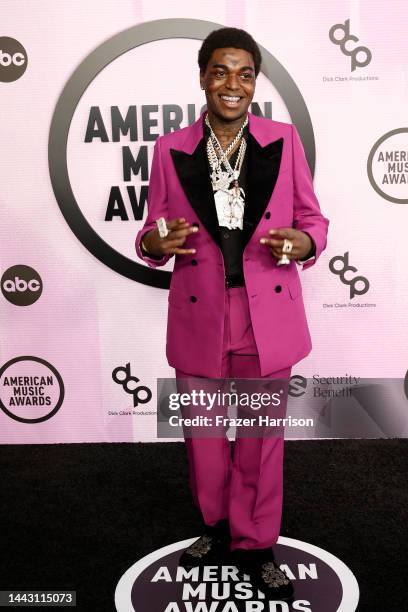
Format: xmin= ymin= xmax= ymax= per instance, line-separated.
xmin=288 ymin=375 xmax=307 ymax=398
xmin=115 ymin=537 xmax=359 ymax=612
xmin=1 ymin=265 xmax=43 ymax=306
xmin=0 ymin=356 xmax=64 ymax=423
xmin=367 ymin=128 xmax=408 ymax=204
xmin=0 ymin=37 xmax=27 ymax=82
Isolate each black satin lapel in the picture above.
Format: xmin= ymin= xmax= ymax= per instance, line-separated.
xmin=170 ymin=141 xmax=221 ymax=247
xmin=243 ymin=134 xmax=284 ymax=248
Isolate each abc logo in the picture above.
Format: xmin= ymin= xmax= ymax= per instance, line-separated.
xmin=0 ymin=37 xmax=28 ymax=82
xmin=1 ymin=265 xmax=43 ymax=306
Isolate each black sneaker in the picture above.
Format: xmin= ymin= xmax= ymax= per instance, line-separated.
xmin=232 ymin=546 xmax=294 ymax=601
xmin=178 ymin=519 xmax=231 ymax=568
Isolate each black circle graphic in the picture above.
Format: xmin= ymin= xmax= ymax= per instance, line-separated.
xmin=0 ymin=37 xmax=28 ymax=82
xmin=114 ymin=537 xmax=359 ymax=611
xmin=367 ymin=127 xmax=408 ymax=204
xmin=49 ymin=18 xmax=315 ymax=288
xmin=1 ymin=265 xmax=43 ymax=306
xmin=0 ymin=356 xmax=65 ymax=424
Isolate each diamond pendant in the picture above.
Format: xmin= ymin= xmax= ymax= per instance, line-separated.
xmin=214 ymin=190 xmax=234 ymax=228
xmin=212 ymin=170 xmax=231 ymax=191
xmin=231 ymin=195 xmax=244 ymax=228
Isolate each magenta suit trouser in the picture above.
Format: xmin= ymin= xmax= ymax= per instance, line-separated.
xmin=175 ymin=286 xmax=291 ymax=550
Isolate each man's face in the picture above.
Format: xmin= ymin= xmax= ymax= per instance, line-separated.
xmin=200 ymin=47 xmax=256 ymax=122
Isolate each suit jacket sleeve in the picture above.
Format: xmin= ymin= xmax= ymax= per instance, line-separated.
xmin=291 ymin=123 xmax=329 ymax=270
xmin=135 ymin=136 xmax=173 ymax=268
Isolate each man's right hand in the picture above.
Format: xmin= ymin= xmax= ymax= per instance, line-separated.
xmin=142 ymin=218 xmax=198 ymax=257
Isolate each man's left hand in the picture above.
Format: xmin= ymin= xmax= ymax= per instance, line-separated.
xmin=260 ymin=227 xmax=314 ymax=261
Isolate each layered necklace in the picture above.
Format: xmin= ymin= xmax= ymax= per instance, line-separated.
xmin=205 ymin=114 xmax=248 ymax=230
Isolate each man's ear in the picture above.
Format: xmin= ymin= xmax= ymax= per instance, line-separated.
xmin=199 ymin=71 xmax=205 ymax=90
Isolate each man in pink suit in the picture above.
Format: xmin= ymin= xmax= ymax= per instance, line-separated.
xmin=135 ymin=27 xmax=329 ymax=601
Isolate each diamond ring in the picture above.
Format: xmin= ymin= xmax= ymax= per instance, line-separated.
xmin=282 ymin=239 xmax=293 ymax=254
xmin=156 ymin=217 xmax=169 ymax=238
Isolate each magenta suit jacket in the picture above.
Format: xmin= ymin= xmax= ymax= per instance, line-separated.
xmin=135 ymin=111 xmax=329 ymax=377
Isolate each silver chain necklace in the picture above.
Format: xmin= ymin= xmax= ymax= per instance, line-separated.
xmin=205 ymin=114 xmax=248 ymax=230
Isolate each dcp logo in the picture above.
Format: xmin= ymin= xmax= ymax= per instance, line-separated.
xmin=329 ymin=252 xmax=369 ymax=299
xmin=1 ymin=265 xmax=43 ymax=306
xmin=0 ymin=37 xmax=28 ymax=82
xmin=329 ymin=19 xmax=372 ymax=72
xmin=112 ymin=363 xmax=152 ymax=407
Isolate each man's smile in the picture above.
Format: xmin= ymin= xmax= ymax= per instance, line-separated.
xmin=219 ymin=94 xmax=244 ymax=107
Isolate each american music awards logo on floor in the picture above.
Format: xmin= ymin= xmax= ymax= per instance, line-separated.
xmin=115 ymin=537 xmax=359 ymax=611
xmin=48 ymin=18 xmax=316 ymax=289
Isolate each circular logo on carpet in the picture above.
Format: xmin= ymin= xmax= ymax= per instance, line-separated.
xmin=115 ymin=537 xmax=359 ymax=611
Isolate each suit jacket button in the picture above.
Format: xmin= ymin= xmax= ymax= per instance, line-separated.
xmin=265 ymin=211 xmax=271 ymax=219
xmin=190 ymin=295 xmax=198 ymax=302
xmin=275 ymin=285 xmax=282 ymax=293
xmin=192 ymin=222 xmax=199 ymax=228
xmin=191 ymin=259 xmax=198 ymax=266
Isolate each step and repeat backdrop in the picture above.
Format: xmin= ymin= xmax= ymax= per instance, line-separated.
xmin=1 ymin=1 xmax=407 ymax=443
